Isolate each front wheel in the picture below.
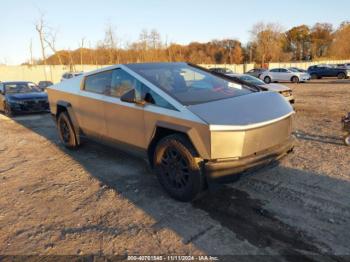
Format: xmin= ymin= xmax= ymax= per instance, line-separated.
xmin=154 ymin=134 xmax=206 ymax=202
xmin=338 ymin=73 xmax=346 ymax=79
xmin=4 ymin=103 xmax=13 ymax=117
xmin=344 ymin=134 xmax=350 ymax=146
xmin=57 ymin=112 xmax=79 ymax=149
xmin=291 ymin=76 xmax=299 ymax=83
xmin=310 ymin=74 xmax=318 ymax=80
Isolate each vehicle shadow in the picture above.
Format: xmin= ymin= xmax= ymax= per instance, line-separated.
xmin=294 ymin=131 xmax=346 ymax=146
xmin=10 ymin=115 xmax=350 ymax=259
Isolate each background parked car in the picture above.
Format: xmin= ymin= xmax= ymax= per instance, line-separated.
xmin=307 ymin=65 xmax=350 ymax=79
xmin=260 ymin=68 xmax=311 ymax=84
xmin=209 ymin=67 xmax=234 ymax=74
xmin=61 ymin=72 xmax=83 ymax=82
xmin=0 ymin=81 xmax=49 ymax=116
xmin=288 ymin=67 xmax=307 ymax=73
xmin=336 ymin=63 xmax=350 ymax=69
xmin=38 ymin=81 xmax=53 ymax=91
xmin=228 ymin=73 xmax=294 ymax=104
xmin=246 ymin=68 xmax=267 ymax=78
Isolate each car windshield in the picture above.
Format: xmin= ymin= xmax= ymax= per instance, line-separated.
xmin=238 ymin=75 xmax=265 ymax=85
xmin=289 ymin=68 xmax=299 ymax=72
xmin=220 ymin=68 xmax=233 ymax=74
xmin=4 ymin=82 xmax=41 ymax=94
xmin=126 ymin=63 xmax=253 ymax=105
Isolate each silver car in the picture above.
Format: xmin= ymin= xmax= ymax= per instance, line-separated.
xmin=47 ymin=63 xmax=294 ymax=201
xmin=260 ymin=68 xmax=311 ymax=83
xmin=227 ymin=73 xmax=295 ymax=104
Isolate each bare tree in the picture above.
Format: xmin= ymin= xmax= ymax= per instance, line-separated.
xmin=44 ymin=30 xmax=64 ymax=66
xmin=29 ymin=39 xmax=33 ymax=65
xmin=35 ymin=13 xmax=48 ymax=80
xmin=104 ymin=24 xmax=118 ymax=64
xmin=79 ymin=37 xmax=86 ymax=70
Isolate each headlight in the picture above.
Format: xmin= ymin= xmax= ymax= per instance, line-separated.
xmin=280 ymin=90 xmax=292 ymax=97
xmin=8 ymin=99 xmax=25 ymax=105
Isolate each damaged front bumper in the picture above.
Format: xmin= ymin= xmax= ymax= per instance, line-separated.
xmin=204 ymin=137 xmax=295 ymax=180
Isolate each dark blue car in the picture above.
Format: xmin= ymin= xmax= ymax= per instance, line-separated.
xmin=307 ymin=65 xmax=350 ymax=79
xmin=0 ymin=81 xmax=49 ymax=116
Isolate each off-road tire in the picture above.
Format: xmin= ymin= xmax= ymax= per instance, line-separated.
xmin=154 ymin=134 xmax=206 ymax=202
xmin=57 ymin=112 xmax=78 ymax=149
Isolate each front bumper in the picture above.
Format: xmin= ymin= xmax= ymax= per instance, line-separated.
xmin=9 ymin=100 xmax=50 ymax=113
xmin=283 ymin=95 xmax=295 ymax=104
xmin=204 ymin=137 xmax=295 ymax=179
xmin=300 ymin=76 xmax=311 ymax=81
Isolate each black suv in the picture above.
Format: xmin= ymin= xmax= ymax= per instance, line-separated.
xmin=307 ymin=65 xmax=350 ymax=79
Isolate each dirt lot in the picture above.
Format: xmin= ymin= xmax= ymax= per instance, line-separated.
xmin=0 ymin=79 xmax=349 ymax=261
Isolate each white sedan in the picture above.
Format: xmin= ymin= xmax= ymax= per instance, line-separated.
xmin=227 ymin=73 xmax=295 ymax=104
xmin=259 ymin=68 xmax=311 ymax=84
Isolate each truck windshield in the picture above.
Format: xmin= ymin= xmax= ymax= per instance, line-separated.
xmin=126 ymin=63 xmax=253 ymax=105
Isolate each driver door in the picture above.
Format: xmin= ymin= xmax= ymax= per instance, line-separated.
xmin=103 ymin=68 xmax=146 ymax=148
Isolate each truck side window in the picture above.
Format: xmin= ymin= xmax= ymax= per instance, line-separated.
xmin=84 ymin=70 xmax=112 ymax=94
xmin=141 ymin=85 xmax=176 ymax=110
xmin=110 ymin=69 xmax=136 ymax=97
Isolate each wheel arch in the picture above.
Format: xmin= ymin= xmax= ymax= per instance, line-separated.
xmin=291 ymin=75 xmax=299 ymax=81
xmin=147 ymin=125 xmax=200 ymax=169
xmin=56 ymin=101 xmax=81 ymax=145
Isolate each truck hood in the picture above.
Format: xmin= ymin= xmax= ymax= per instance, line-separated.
xmin=6 ymin=92 xmax=48 ymax=100
xmin=187 ymin=91 xmax=293 ymax=129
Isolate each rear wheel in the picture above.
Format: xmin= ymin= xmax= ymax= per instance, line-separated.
xmin=154 ymin=134 xmax=206 ymax=202
xmin=4 ymin=102 xmax=13 ymax=117
xmin=310 ymin=73 xmax=318 ymax=80
xmin=344 ymin=134 xmax=350 ymax=146
xmin=264 ymin=76 xmax=271 ymax=84
xmin=337 ymin=72 xmax=346 ymax=79
xmin=291 ymin=76 xmax=299 ymax=83
xmin=57 ymin=112 xmax=78 ymax=149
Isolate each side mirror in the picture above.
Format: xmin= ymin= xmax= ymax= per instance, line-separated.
xmin=120 ymin=89 xmax=145 ymax=106
xmin=121 ymin=89 xmax=136 ymax=103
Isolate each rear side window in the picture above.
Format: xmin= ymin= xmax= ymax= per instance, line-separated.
xmin=84 ymin=70 xmax=112 ymax=94
xmin=270 ymin=69 xmax=279 ymax=72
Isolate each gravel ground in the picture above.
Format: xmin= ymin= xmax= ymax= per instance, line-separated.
xmin=0 ymin=79 xmax=349 ymax=261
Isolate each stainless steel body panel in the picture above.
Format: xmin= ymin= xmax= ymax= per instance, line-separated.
xmin=210 ymin=116 xmax=293 ymax=159
xmin=188 ymin=91 xmax=293 ymax=127
xmin=78 ymin=91 xmax=108 ymax=138
xmin=103 ymin=95 xmax=146 ymax=148
xmin=47 ymin=63 xmax=295 ymax=177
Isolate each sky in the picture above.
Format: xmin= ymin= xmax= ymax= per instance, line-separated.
xmin=1 ymin=0 xmax=349 ymax=65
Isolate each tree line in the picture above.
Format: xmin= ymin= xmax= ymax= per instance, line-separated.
xmin=30 ymin=19 xmax=350 ymax=67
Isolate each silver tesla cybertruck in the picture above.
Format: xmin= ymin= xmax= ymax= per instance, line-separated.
xmin=47 ymin=63 xmax=294 ymax=201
